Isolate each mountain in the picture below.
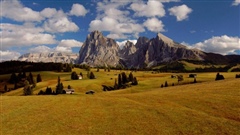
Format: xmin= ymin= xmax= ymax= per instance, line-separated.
xmin=78 ymin=31 xmax=120 ymax=67
xmin=78 ymin=31 xmax=208 ymax=68
xmin=18 ymin=52 xmax=78 ymax=63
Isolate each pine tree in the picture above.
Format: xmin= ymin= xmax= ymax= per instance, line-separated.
xmin=23 ymin=80 xmax=32 ymax=95
xmin=56 ymin=76 xmax=63 ymax=94
xmin=128 ymin=72 xmax=134 ymax=82
xmin=9 ymin=73 xmax=17 ymax=84
xmin=36 ymin=74 xmax=42 ymax=83
xmin=118 ymin=74 xmax=122 ymax=88
xmin=164 ymin=81 xmax=168 ymax=87
xmin=28 ymin=72 xmax=34 ymax=84
xmin=89 ymin=72 xmax=95 ymax=79
xmin=121 ymin=72 xmax=128 ymax=84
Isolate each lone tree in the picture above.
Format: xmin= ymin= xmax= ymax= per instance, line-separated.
xmin=36 ymin=74 xmax=42 ymax=83
xmin=89 ymin=72 xmax=95 ymax=79
xmin=23 ymin=80 xmax=32 ymax=95
xmin=71 ymin=71 xmax=79 ymax=80
xmin=164 ymin=81 xmax=168 ymax=87
xmin=56 ymin=76 xmax=63 ymax=94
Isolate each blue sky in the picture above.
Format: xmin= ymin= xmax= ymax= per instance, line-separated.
xmin=0 ymin=0 xmax=240 ymax=61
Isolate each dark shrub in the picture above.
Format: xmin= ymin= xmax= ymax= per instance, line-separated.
xmin=236 ymin=74 xmax=240 ymax=78
xmin=215 ymin=73 xmax=224 ymax=81
xmin=38 ymin=90 xmax=44 ymax=95
xmin=189 ymin=74 xmax=197 ymax=78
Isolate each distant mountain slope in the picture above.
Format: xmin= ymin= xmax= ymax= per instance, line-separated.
xmin=18 ymin=52 xmax=78 ymax=64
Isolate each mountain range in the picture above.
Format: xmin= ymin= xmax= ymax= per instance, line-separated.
xmin=18 ymin=31 xmax=240 ymax=68
xmin=18 ymin=52 xmax=78 ymax=64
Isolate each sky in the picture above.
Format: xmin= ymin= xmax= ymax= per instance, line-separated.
xmin=0 ymin=0 xmax=240 ymax=61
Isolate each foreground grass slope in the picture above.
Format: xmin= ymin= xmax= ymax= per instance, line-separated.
xmin=1 ymin=77 xmax=240 ymax=134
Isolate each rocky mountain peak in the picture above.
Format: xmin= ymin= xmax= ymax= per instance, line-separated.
xmin=78 ymin=31 xmax=120 ymax=67
xmin=88 ymin=30 xmax=103 ymax=40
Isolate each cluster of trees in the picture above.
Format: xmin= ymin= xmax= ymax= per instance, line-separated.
xmin=38 ymin=76 xmax=66 ymax=95
xmin=6 ymin=72 xmax=42 ymax=93
xmin=102 ymin=72 xmax=138 ymax=91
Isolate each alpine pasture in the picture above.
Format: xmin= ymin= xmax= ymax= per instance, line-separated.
xmin=1 ymin=69 xmax=240 ymax=134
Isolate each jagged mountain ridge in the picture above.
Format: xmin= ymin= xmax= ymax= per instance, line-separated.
xmin=18 ymin=52 xmax=78 ymax=64
xmin=78 ymin=31 xmax=206 ymax=68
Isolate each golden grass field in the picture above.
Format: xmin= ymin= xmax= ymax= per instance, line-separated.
xmin=1 ymin=69 xmax=240 ymax=134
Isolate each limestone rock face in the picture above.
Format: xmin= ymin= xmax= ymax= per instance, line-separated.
xmin=78 ymin=31 xmax=205 ymax=68
xmin=78 ymin=31 xmax=120 ymax=67
xmin=18 ymin=52 xmax=78 ymax=63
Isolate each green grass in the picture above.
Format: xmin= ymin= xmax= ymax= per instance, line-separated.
xmin=1 ymin=70 xmax=240 ymax=134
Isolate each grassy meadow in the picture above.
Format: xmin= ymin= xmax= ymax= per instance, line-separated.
xmin=1 ymin=68 xmax=240 ymax=134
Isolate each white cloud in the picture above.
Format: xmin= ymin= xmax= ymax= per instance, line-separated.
xmin=54 ymin=46 xmax=72 ymax=53
xmin=43 ymin=10 xmax=79 ymax=33
xmin=117 ymin=40 xmax=137 ymax=49
xmin=89 ymin=17 xmax=144 ymax=39
xmin=58 ymin=39 xmax=83 ymax=47
xmin=69 ymin=3 xmax=88 ymax=16
xmin=232 ymin=0 xmax=240 ymax=6
xmin=169 ymin=4 xmax=192 ymax=21
xmin=130 ymin=0 xmax=165 ymax=17
xmin=40 ymin=8 xmax=57 ymax=18
xmin=0 ymin=0 xmax=43 ymax=22
xmin=1 ymin=23 xmax=57 ymax=47
xmin=0 ymin=50 xmax=21 ymax=61
xmin=107 ymin=33 xmax=128 ymax=39
xmin=29 ymin=46 xmax=52 ymax=53
xmin=193 ymin=35 xmax=240 ymax=55
xmin=143 ymin=18 xmax=165 ymax=32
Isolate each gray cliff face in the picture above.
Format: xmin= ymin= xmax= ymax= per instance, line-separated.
xmin=78 ymin=31 xmax=205 ymax=68
xmin=78 ymin=31 xmax=120 ymax=67
xmin=18 ymin=52 xmax=78 ymax=63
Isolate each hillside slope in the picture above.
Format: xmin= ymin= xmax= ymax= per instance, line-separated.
xmin=1 ymin=78 xmax=240 ymax=134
